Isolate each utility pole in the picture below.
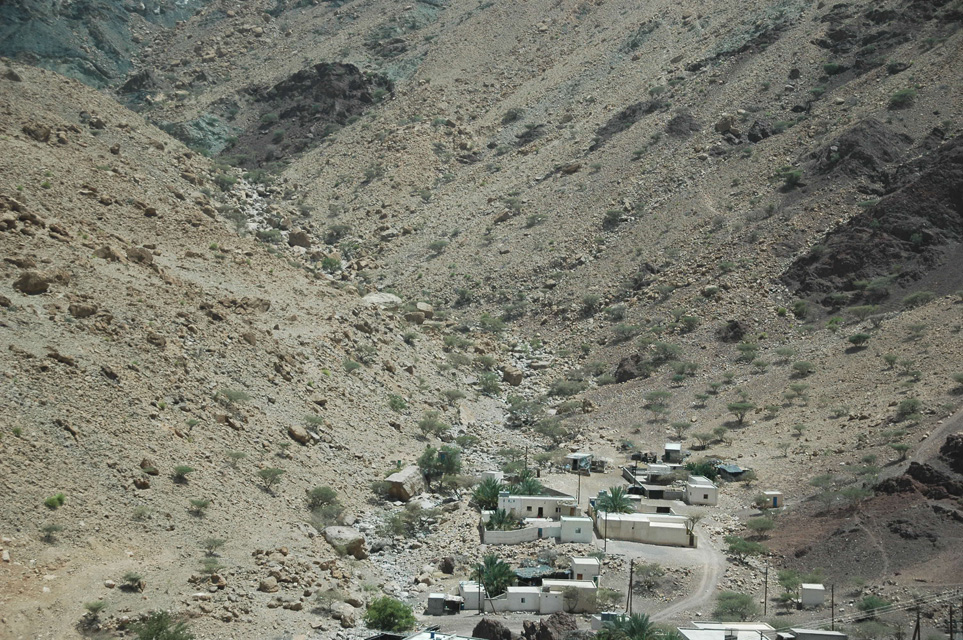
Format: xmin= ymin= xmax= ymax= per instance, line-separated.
xmin=603 ymin=507 xmax=608 ymax=553
xmin=950 ymin=604 xmax=954 ymax=640
xmin=911 ymin=605 xmax=920 ymax=640
xmin=627 ymin=560 xmax=634 ymax=615
xmin=831 ymin=584 xmax=835 ymax=631
xmin=763 ymin=564 xmax=769 ymax=616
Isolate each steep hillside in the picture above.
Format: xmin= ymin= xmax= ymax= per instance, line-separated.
xmin=1 ymin=0 xmax=963 ymax=637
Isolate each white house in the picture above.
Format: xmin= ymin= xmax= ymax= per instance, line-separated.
xmin=777 ymin=629 xmax=848 ymax=640
xmin=481 ymin=515 xmax=591 ymax=545
xmin=684 ymin=475 xmax=718 ymax=506
xmin=505 ymin=586 xmax=542 ymax=612
xmin=596 ymin=512 xmax=695 ymax=547
xmin=800 ymin=583 xmax=826 ymax=608
xmin=570 ymin=556 xmax=601 ymax=582
xmin=458 ymin=580 xmax=487 ymax=611
xmin=541 ymin=579 xmax=598 ymax=613
xmin=678 ymin=622 xmax=775 ymax=640
xmin=497 ymin=492 xmax=579 ymax=520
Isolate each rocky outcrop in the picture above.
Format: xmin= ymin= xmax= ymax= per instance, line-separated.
xmin=323 ymin=526 xmax=368 ymax=560
xmin=472 ymin=618 xmax=513 ymax=640
xmin=940 ymin=433 xmax=963 ymax=473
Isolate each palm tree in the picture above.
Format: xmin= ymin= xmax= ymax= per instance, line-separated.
xmin=471 ymin=554 xmax=515 ymax=597
xmin=595 ymin=613 xmax=657 ymax=640
xmin=485 ymin=508 xmax=520 ymax=531
xmin=597 ymin=486 xmax=634 ymax=513
xmin=508 ymin=470 xmax=544 ymax=496
xmin=472 ymin=477 xmax=503 ymax=511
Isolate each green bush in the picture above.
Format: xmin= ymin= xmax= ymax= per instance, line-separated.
xmin=257 ymin=468 xmax=285 ymax=490
xmin=132 ymin=611 xmax=195 ymax=640
xmin=889 ymin=88 xmax=917 ymax=109
xmin=44 ymin=493 xmax=66 ymax=509
xmin=548 ymin=379 xmax=587 ymax=397
xmin=848 ymin=333 xmax=871 ymax=347
xmin=172 ymin=466 xmax=194 ymax=483
xmin=902 ymin=290 xmax=935 ymax=308
xmin=387 ymin=394 xmax=407 ymax=412
xmin=714 ymin=591 xmax=760 ymax=621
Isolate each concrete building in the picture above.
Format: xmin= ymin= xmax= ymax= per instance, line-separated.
xmin=762 ymin=490 xmax=784 ymax=509
xmin=570 ymin=556 xmax=602 ymax=582
xmin=541 ymin=579 xmax=599 ymax=613
xmin=566 ymin=452 xmax=593 ymax=473
xmin=458 ymin=581 xmax=487 ymax=611
xmin=664 ymin=442 xmax=683 ymax=463
xmin=596 ymin=512 xmax=695 ymax=547
xmin=777 ymin=630 xmax=848 ymax=640
xmin=678 ymin=622 xmax=775 ymax=640
xmin=684 ymin=475 xmax=719 ymax=506
xmin=480 ymin=470 xmax=505 ymax=483
xmin=480 ymin=515 xmax=592 ymax=545
xmin=800 ymin=583 xmax=826 ymax=608
xmin=497 ymin=492 xmax=579 ymax=520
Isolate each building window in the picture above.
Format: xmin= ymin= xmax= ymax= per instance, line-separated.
xmin=704 ymin=494 xmax=709 ymax=500
xmin=520 ymin=598 xmax=526 ymax=603
xmin=527 ymin=506 xmax=532 ymax=511
xmin=575 ymin=528 xmax=581 ymax=534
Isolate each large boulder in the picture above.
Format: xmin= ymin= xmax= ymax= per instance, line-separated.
xmin=323 ymin=526 xmax=368 ymax=559
xmin=330 ymin=601 xmax=357 ymax=628
xmin=522 ymin=612 xmax=579 ymax=640
xmin=940 ymin=433 xmax=963 ymax=473
xmin=361 ymin=292 xmax=402 ymax=309
xmin=472 ymin=618 xmax=513 ymax=640
xmin=13 ymin=271 xmax=51 ymax=295
xmin=384 ymin=465 xmax=425 ymax=502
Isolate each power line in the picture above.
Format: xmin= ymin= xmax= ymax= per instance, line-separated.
xmin=772 ymin=589 xmax=963 ymax=633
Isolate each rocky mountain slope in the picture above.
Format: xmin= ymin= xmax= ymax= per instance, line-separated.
xmin=1 ymin=0 xmax=962 ymax=637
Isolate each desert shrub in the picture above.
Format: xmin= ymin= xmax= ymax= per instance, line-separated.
xmin=417 ymin=411 xmax=449 ymax=437
xmin=479 ymin=372 xmax=502 ymax=395
xmin=902 ymin=290 xmax=935 ymax=308
xmin=888 ymin=88 xmax=917 ymax=109
xmin=848 ymin=333 xmax=871 ymax=347
xmin=216 ymin=388 xmax=250 ymax=405
xmin=387 ymin=394 xmax=407 ymax=412
xmin=604 ymin=304 xmax=626 ymax=321
xmin=714 ymin=591 xmax=760 ymax=621
xmin=823 ymin=62 xmax=847 ymax=75
xmin=257 ymin=468 xmax=285 ymax=490
xmin=857 ymin=595 xmax=890 ymax=617
xmin=427 ymin=239 xmax=448 ymax=256
xmin=343 ymin=359 xmax=361 ymax=373
xmin=792 ymin=361 xmax=815 ymax=377
xmin=779 ymin=167 xmax=803 ymax=189
xmin=612 ymin=323 xmax=642 ymax=343
xmin=189 ymin=498 xmax=211 ymax=515
xmin=202 ymin=538 xmax=226 ymax=555
xmin=549 ymin=379 xmax=586 ymax=397
xmin=132 ymin=611 xmax=195 ymax=640
xmin=172 ymin=466 xmax=194 ymax=483
xmin=534 ymin=417 xmax=570 ymax=445
xmin=896 ymin=397 xmax=921 ymax=420
xmin=44 ymin=493 xmax=66 ymax=509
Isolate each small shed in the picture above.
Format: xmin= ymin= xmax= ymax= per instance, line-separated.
xmin=426 ymin=593 xmax=447 ymax=616
xmin=481 ymin=470 xmax=505 ymax=483
xmin=664 ymin=442 xmax=683 ymax=463
xmin=716 ymin=463 xmax=747 ymax=480
xmin=566 ymin=452 xmax=594 ymax=473
xmin=763 ymin=490 xmax=784 ymax=509
xmin=801 ymin=583 xmax=826 ymax=608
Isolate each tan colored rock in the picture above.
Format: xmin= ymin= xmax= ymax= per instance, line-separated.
xmin=258 ymin=577 xmax=279 ymax=593
xmin=68 ymin=303 xmax=98 ymax=319
xmin=322 ymin=526 xmax=367 ymax=559
xmin=501 ymin=366 xmax=523 ymax=386
xmin=93 ymin=245 xmax=123 ymax=261
xmin=385 ymin=465 xmax=424 ymax=502
xmin=288 ymin=425 xmax=311 ymax=445
xmin=415 ymin=302 xmax=434 ymax=318
xmin=13 ymin=271 xmax=51 ymax=295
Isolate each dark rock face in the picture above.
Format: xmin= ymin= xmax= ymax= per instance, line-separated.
xmin=809 ymin=119 xmax=911 ymax=188
xmin=781 ymin=136 xmax=963 ymax=299
xmin=229 ymin=62 xmax=392 ymax=168
xmin=591 ymin=99 xmax=665 ymax=151
xmin=665 ymin=111 xmax=702 ymax=138
xmin=521 ymin=612 xmax=579 ymax=640
xmin=615 ymin=353 xmax=651 ymax=383
xmin=716 ymin=320 xmax=747 ymax=344
xmin=472 ymin=618 xmax=513 ymax=640
xmin=940 ymin=433 xmax=963 ymax=473
xmin=0 ymin=0 xmax=211 ymax=87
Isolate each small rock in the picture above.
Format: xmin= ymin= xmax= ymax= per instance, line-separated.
xmin=258 ymin=577 xmax=279 ymax=593
xmin=288 ymin=425 xmax=311 ymax=445
xmin=104 ymin=580 xmax=116 ymax=589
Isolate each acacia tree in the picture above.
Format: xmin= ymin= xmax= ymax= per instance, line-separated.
xmin=727 ymin=402 xmax=756 ymax=425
